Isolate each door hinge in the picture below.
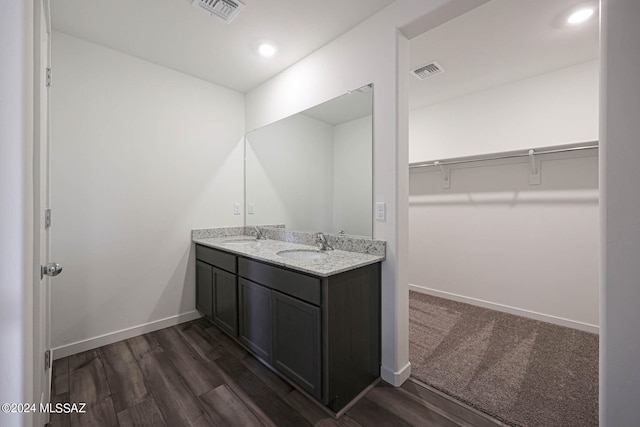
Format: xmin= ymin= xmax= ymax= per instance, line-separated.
xmin=45 ymin=208 xmax=51 ymax=229
xmin=46 ymin=68 xmax=52 ymax=87
xmin=44 ymin=350 xmax=51 ymax=370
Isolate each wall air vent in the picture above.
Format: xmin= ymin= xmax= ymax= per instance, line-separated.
xmin=412 ymin=61 xmax=444 ymax=80
xmin=192 ymin=0 xmax=245 ymax=23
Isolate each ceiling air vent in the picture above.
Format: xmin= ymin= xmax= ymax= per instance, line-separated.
xmin=192 ymin=0 xmax=245 ymax=23
xmin=412 ymin=61 xmax=444 ymax=80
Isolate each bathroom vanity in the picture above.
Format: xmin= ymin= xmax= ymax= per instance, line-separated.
xmin=192 ymin=231 xmax=384 ymax=413
xmin=190 ymin=84 xmax=381 ymax=413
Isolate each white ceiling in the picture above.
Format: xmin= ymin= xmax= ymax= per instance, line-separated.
xmin=51 ymin=0 xmax=395 ymax=93
xmin=51 ymin=0 xmax=600 ymax=110
xmin=303 ymin=86 xmax=372 ymax=125
xmin=408 ymin=0 xmax=600 ymax=110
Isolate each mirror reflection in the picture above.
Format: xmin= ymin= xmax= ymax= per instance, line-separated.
xmin=245 ymin=85 xmax=373 ymax=237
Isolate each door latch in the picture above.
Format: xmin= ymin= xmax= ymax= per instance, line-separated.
xmin=41 ymin=262 xmax=62 ymax=279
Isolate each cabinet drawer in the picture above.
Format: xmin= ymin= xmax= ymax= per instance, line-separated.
xmin=196 ymin=244 xmax=236 ymax=274
xmin=238 ymin=258 xmax=321 ymax=306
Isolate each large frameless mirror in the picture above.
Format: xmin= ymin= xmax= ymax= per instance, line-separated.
xmin=245 ymin=85 xmax=373 ymax=237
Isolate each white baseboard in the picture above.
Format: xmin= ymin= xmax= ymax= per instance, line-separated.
xmin=52 ymin=310 xmax=202 ymax=359
xmin=381 ymin=361 xmax=412 ymax=386
xmin=409 ymin=284 xmax=599 ymax=334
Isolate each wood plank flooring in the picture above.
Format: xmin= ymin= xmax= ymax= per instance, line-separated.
xmin=48 ymin=319 xmax=503 ymax=427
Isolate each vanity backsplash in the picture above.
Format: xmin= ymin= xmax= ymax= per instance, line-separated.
xmin=192 ymin=226 xmax=386 ymax=257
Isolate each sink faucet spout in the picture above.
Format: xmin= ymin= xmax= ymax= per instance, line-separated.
xmin=254 ymin=226 xmax=267 ymax=240
xmin=315 ymin=232 xmax=334 ymax=251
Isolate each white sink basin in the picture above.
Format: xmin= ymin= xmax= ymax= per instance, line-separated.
xmin=222 ymin=238 xmax=258 ymax=245
xmin=276 ymin=249 xmax=328 ymax=260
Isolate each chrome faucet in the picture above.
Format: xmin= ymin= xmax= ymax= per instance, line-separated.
xmin=254 ymin=226 xmax=266 ymax=240
xmin=315 ymin=232 xmax=334 ymax=251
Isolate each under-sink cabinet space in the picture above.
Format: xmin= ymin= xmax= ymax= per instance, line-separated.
xmin=194 ymin=243 xmax=382 ymax=413
xmin=195 ymin=246 xmax=238 ymax=337
xmin=272 ymin=290 xmax=322 ymax=399
xmin=238 ymin=276 xmax=323 ymax=399
xmin=238 ymin=277 xmax=272 ymax=360
xmin=195 ymin=260 xmax=214 ymax=318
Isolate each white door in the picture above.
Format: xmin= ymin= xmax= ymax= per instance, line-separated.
xmin=35 ymin=1 xmax=57 ymax=425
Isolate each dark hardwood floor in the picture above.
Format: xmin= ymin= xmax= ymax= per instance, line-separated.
xmin=48 ymin=319 xmax=504 ymax=427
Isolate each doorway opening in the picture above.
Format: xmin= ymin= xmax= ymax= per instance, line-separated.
xmin=406 ymin=1 xmax=600 ymax=425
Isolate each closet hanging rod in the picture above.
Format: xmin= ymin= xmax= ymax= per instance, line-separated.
xmin=409 ymin=143 xmax=599 ymax=169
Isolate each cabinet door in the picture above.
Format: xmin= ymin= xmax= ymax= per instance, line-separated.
xmin=272 ymin=291 xmax=322 ymax=399
xmin=238 ymin=278 xmax=272 ymax=361
xmin=196 ymin=260 xmax=213 ymax=319
xmin=212 ymin=267 xmax=238 ymax=337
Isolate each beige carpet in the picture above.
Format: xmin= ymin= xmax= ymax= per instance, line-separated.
xmin=409 ymin=291 xmax=598 ymax=427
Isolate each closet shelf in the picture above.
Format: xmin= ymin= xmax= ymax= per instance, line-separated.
xmin=409 ymin=141 xmax=599 ymax=170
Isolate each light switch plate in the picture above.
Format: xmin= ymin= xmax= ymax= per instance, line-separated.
xmin=375 ymin=202 xmax=386 ymax=221
xmin=234 ymin=203 xmax=241 ymax=215
xmin=248 ymin=203 xmax=254 ymax=215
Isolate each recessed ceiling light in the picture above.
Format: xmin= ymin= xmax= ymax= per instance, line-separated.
xmin=567 ymin=7 xmax=595 ymax=24
xmin=257 ymin=42 xmax=277 ymax=58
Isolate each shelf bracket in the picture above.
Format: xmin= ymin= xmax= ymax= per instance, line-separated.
xmin=435 ymin=161 xmax=451 ymax=189
xmin=529 ymin=150 xmax=541 ymax=185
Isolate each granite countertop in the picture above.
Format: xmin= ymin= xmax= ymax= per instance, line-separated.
xmin=192 ymin=235 xmax=385 ymax=277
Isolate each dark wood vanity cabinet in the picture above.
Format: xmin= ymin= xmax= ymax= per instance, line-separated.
xmin=238 ymin=276 xmax=322 ymax=400
xmin=272 ymin=290 xmax=322 ymax=399
xmin=195 ymin=243 xmax=381 ymax=412
xmin=238 ymin=277 xmax=272 ymax=360
xmin=195 ymin=245 xmax=238 ymax=337
xmin=211 ymin=267 xmax=237 ymax=336
xmin=195 ymin=260 xmax=214 ymax=318
xmin=238 ymin=257 xmax=324 ymax=399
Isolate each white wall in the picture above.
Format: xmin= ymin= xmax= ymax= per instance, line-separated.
xmin=409 ymin=152 xmax=600 ymax=331
xmin=333 ymin=115 xmax=373 ymax=236
xmin=245 ymin=0 xmax=477 ymax=385
xmin=600 ymin=0 xmax=640 ymax=425
xmin=409 ymin=60 xmax=599 ymax=162
xmin=0 ymin=2 xmax=35 ymax=426
xmin=50 ymin=32 xmax=245 ymax=356
xmin=246 ymin=114 xmax=334 ymax=231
